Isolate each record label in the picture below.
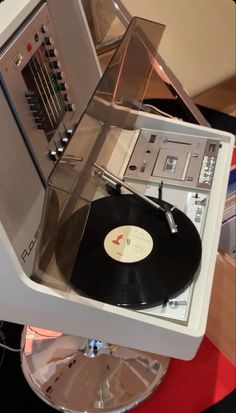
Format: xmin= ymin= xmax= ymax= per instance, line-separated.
xmin=104 ymin=225 xmax=153 ymax=263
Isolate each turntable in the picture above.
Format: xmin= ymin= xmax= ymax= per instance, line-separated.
xmin=30 ymin=16 xmax=234 ymax=358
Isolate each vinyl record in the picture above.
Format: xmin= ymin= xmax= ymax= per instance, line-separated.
xmin=56 ymin=194 xmax=202 ymax=309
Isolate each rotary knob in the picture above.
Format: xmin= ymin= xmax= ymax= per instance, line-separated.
xmin=61 ymin=136 xmax=69 ymax=146
xmin=25 ymin=90 xmax=35 ymax=97
xmin=25 ymin=90 xmax=38 ymax=104
xmin=59 ymin=82 xmax=68 ymax=91
xmin=32 ymin=111 xmax=42 ymax=118
xmin=57 ymin=147 xmax=64 ymax=155
xmin=44 ymin=36 xmax=54 ymax=46
xmin=48 ymin=150 xmax=57 ymax=161
xmin=37 ymin=124 xmax=44 ymax=130
xmin=30 ymin=103 xmax=40 ymax=111
xmin=35 ymin=119 xmax=44 ymax=130
xmin=50 ymin=60 xmax=61 ymax=69
xmin=65 ymin=103 xmax=75 ymax=112
xmin=45 ymin=48 xmax=58 ymax=58
xmin=40 ymin=24 xmax=47 ymax=34
xmin=56 ymin=71 xmax=64 ymax=80
xmin=66 ymin=128 xmax=73 ymax=137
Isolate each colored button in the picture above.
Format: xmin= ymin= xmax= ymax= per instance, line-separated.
xmin=27 ymin=42 xmax=33 ymax=52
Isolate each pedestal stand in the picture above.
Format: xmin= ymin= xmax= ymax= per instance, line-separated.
xmin=21 ymin=326 xmax=170 ymax=413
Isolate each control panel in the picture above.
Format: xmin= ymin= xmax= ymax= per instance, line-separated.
xmin=124 ymin=129 xmax=220 ymax=190
xmin=120 ymin=127 xmax=221 ymax=323
xmin=0 ymin=2 xmax=80 ymax=182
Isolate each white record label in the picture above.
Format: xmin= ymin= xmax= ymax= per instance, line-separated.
xmin=104 ymin=225 xmax=153 ymax=263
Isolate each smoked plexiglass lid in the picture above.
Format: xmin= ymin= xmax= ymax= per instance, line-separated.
xmin=32 ymin=17 xmax=167 ymax=292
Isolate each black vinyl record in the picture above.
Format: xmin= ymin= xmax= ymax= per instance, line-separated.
xmin=56 ymin=194 xmax=202 ymax=309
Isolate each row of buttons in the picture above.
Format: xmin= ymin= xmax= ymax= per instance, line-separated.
xmin=41 ymin=24 xmax=75 ymax=162
xmin=43 ymin=37 xmax=75 ymax=113
xmin=23 ymin=23 xmax=75 ymax=162
xmin=48 ymin=128 xmax=73 ymax=161
xmin=198 ymin=156 xmax=216 ymax=185
xmin=41 ymin=22 xmax=75 ymax=113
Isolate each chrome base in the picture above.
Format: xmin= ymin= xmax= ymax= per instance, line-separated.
xmin=21 ymin=326 xmax=170 ymax=413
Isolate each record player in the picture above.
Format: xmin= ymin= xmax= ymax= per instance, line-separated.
xmin=28 ymin=15 xmax=234 ymax=357
xmin=0 ymin=10 xmax=234 ymax=413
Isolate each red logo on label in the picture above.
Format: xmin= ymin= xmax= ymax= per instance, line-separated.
xmin=112 ymin=234 xmax=123 ymax=245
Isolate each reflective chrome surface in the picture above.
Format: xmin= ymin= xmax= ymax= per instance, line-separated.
xmin=21 ymin=326 xmax=170 ymax=412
